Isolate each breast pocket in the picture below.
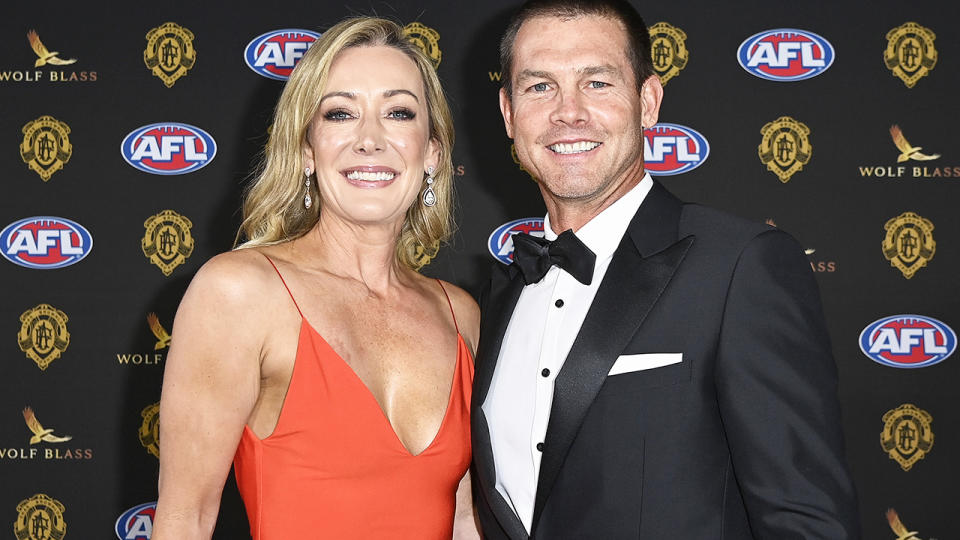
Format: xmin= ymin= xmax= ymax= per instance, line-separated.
xmin=602 ymin=353 xmax=690 ymax=393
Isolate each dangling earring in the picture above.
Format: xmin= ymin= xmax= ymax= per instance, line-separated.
xmin=422 ymin=166 xmax=436 ymax=207
xmin=303 ymin=167 xmax=313 ymax=209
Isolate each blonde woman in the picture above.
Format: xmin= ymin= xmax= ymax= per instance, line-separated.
xmin=153 ymin=17 xmax=480 ymax=540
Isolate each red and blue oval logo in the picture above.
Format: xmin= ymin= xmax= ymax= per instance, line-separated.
xmin=115 ymin=501 xmax=156 ymax=539
xmin=737 ymin=29 xmax=835 ymax=82
xmin=643 ymin=123 xmax=709 ymax=176
xmin=859 ymin=315 xmax=956 ymax=369
xmin=1 ymin=216 xmax=93 ymax=269
xmin=488 ymin=218 xmax=545 ymax=264
xmin=244 ymin=29 xmax=320 ymax=80
xmin=121 ymin=123 xmax=217 ymax=175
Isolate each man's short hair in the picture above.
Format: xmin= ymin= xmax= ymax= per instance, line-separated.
xmin=499 ymin=0 xmax=654 ymax=99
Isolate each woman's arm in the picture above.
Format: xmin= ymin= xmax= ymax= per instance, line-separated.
xmin=453 ymin=471 xmax=481 ymax=539
xmin=152 ymin=254 xmax=268 ymax=540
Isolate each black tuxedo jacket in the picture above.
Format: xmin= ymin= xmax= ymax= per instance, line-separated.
xmin=471 ymin=182 xmax=860 ymax=539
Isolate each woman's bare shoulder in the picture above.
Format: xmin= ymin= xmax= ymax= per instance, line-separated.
xmin=179 ymin=248 xmax=284 ymax=322
xmin=436 ymin=279 xmax=480 ymax=355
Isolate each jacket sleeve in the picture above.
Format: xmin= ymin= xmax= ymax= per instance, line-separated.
xmin=715 ymin=229 xmax=861 ymax=539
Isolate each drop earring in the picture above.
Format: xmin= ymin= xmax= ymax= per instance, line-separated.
xmin=304 ymin=167 xmax=313 ymax=209
xmin=422 ymin=166 xmax=436 ymax=207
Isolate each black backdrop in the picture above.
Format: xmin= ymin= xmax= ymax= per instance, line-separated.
xmin=2 ymin=1 xmax=958 ymax=538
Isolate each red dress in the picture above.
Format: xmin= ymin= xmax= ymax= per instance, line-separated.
xmin=233 ymin=258 xmax=473 ymax=539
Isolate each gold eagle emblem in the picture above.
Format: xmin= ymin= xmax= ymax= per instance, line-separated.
xmin=27 ymin=30 xmax=76 ymax=67
xmin=886 ymin=509 xmax=922 ymax=540
xmin=23 ymin=407 xmax=72 ymax=444
xmin=147 ymin=312 xmax=172 ymax=350
xmin=890 ymin=125 xmax=939 ymax=163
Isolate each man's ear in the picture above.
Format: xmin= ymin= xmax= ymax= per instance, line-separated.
xmin=499 ymin=88 xmax=514 ymax=139
xmin=639 ymin=75 xmax=664 ymax=129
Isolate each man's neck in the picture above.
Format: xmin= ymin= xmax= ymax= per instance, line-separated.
xmin=544 ymin=168 xmax=646 ymax=234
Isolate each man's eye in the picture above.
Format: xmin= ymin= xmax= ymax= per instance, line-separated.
xmin=588 ymin=81 xmax=609 ymax=89
xmin=532 ymin=82 xmax=549 ymax=92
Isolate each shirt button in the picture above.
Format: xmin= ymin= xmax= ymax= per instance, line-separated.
xmin=541 ymin=368 xmax=550 ymax=377
xmin=536 ymin=442 xmax=544 ymax=452
xmin=555 ymin=299 xmax=564 ymax=308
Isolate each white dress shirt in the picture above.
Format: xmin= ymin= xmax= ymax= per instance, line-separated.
xmin=482 ymin=174 xmax=654 ymax=532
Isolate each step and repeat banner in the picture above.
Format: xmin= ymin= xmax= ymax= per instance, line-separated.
xmin=1 ymin=1 xmax=957 ymax=538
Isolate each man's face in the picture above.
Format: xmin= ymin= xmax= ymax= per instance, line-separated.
xmin=500 ymin=14 xmax=661 ymax=209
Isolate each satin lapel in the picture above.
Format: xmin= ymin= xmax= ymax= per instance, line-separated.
xmin=472 ymin=264 xmax=529 ymax=539
xmin=473 ymin=264 xmax=525 ymax=409
xmin=531 ymin=181 xmax=694 ymax=530
xmin=473 ymin=411 xmax=531 ymax=539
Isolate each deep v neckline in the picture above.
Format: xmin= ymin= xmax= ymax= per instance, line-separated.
xmin=301 ymin=318 xmax=464 ymax=457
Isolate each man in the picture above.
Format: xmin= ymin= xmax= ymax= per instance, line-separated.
xmin=471 ymin=1 xmax=861 ymax=538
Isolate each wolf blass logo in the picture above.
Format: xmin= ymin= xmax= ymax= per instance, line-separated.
xmin=859 ymin=124 xmax=958 ymax=178
xmin=0 ymin=406 xmax=92 ymax=461
xmin=0 ymin=29 xmax=97 ymax=83
xmin=887 ymin=508 xmax=936 ymax=540
xmin=116 ymin=313 xmax=169 ymax=365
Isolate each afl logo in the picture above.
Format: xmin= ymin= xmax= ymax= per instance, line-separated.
xmin=115 ymin=501 xmax=156 ymax=539
xmin=488 ymin=218 xmax=544 ymax=264
xmin=244 ymin=29 xmax=320 ymax=80
xmin=121 ymin=122 xmax=217 ymax=175
xmin=737 ymin=29 xmax=835 ymax=81
xmin=643 ymin=123 xmax=709 ymax=176
xmin=1 ymin=216 xmax=93 ymax=269
xmin=859 ymin=315 xmax=956 ymax=368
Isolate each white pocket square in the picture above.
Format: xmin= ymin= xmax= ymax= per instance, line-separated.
xmin=608 ymin=353 xmax=683 ymax=376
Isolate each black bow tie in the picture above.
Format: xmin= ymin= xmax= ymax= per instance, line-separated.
xmin=511 ymin=230 xmax=596 ymax=285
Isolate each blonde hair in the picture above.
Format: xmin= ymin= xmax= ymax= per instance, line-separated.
xmin=236 ymin=17 xmax=455 ymax=270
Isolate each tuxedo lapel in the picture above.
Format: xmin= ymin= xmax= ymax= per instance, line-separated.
xmin=473 ymin=263 xmax=529 ymax=539
xmin=474 ymin=264 xmax=525 ymax=408
xmin=531 ymin=182 xmax=694 ymax=530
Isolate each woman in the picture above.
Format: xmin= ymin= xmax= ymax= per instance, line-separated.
xmin=152 ymin=17 xmax=480 ymax=539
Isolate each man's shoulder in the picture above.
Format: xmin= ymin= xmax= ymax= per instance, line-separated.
xmin=679 ymin=202 xmax=773 ymax=246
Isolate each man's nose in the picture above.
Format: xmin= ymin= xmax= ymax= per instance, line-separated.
xmin=549 ymin=89 xmax=589 ymax=126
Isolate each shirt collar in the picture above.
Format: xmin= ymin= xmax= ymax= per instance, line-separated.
xmin=543 ymin=173 xmax=653 ymax=263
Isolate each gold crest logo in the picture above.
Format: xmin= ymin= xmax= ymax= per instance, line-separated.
xmin=144 ymin=22 xmax=196 ymax=87
xmin=648 ymin=22 xmax=688 ymax=86
xmin=890 ymin=125 xmax=939 ymax=163
xmin=23 ymin=407 xmax=71 ymax=445
xmin=14 ymin=493 xmax=67 ymax=540
xmin=139 ymin=402 xmax=160 ymax=459
xmin=882 ymin=212 xmax=935 ymax=279
xmin=147 ymin=312 xmax=171 ymax=350
xmin=881 ymin=403 xmax=933 ymax=471
xmin=20 ymin=116 xmax=72 ymax=181
xmin=27 ymin=30 xmax=75 ymax=68
xmin=886 ymin=509 xmax=926 ymax=540
xmin=142 ymin=210 xmax=195 ymax=276
xmin=758 ymin=116 xmax=812 ymax=183
xmin=885 ymin=22 xmax=936 ymax=88
xmin=402 ymin=22 xmax=441 ymax=69
xmin=18 ymin=304 xmax=70 ymax=371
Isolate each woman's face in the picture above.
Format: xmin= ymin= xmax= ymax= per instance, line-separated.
xmin=303 ymin=45 xmax=438 ymax=230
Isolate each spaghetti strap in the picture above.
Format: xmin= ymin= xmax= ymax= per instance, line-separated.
xmin=435 ymin=280 xmax=459 ymax=335
xmin=261 ymin=253 xmax=304 ymax=318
